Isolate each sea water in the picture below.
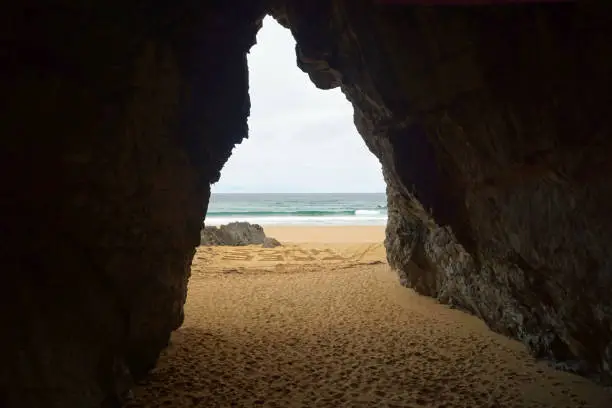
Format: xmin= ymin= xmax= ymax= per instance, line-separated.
xmin=205 ymin=193 xmax=387 ymax=226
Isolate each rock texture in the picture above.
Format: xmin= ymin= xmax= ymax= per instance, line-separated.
xmin=274 ymin=0 xmax=612 ymax=384
xmin=200 ymin=222 xmax=267 ymax=246
xmin=263 ymin=237 xmax=283 ymax=248
xmin=3 ymin=0 xmax=612 ymax=406
xmin=2 ymin=1 xmax=263 ymax=407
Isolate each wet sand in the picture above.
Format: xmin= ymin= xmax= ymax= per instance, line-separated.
xmin=127 ymin=226 xmax=611 ymax=407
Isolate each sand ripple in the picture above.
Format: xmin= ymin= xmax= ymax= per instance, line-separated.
xmin=127 ymin=244 xmax=612 ymax=407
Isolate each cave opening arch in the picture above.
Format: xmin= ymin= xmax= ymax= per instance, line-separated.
xmin=3 ymin=1 xmax=612 ymax=406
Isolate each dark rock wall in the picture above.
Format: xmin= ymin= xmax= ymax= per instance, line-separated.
xmin=2 ymin=1 xmax=263 ymax=406
xmin=2 ymin=0 xmax=612 ymax=406
xmin=272 ymin=0 xmax=612 ymax=383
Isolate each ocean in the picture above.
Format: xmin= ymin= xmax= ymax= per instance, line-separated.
xmin=205 ymin=193 xmax=388 ymax=226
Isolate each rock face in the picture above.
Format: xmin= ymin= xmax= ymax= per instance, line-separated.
xmin=200 ymin=222 xmax=266 ymax=246
xmin=3 ymin=0 xmax=612 ymax=406
xmin=272 ymin=0 xmax=612 ymax=384
xmin=3 ymin=1 xmax=263 ymax=406
xmin=262 ymin=237 xmax=283 ymax=248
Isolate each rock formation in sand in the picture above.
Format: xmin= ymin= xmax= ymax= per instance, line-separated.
xmin=200 ymin=222 xmax=267 ymax=246
xmin=262 ymin=237 xmax=282 ymax=248
xmin=3 ymin=0 xmax=612 ymax=406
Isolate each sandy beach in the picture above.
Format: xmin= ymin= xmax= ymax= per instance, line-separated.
xmin=127 ymin=226 xmax=611 ymax=408
xmin=265 ymin=226 xmax=386 ymax=243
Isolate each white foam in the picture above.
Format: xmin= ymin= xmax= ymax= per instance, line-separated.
xmin=354 ymin=210 xmax=382 ymax=216
xmin=204 ymin=215 xmax=387 ymax=227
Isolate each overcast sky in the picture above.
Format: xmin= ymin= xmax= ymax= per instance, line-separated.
xmin=211 ymin=17 xmax=385 ymax=194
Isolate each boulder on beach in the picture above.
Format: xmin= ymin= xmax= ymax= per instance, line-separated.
xmin=200 ymin=222 xmax=265 ymax=246
xmin=200 ymin=222 xmax=281 ymax=247
xmin=262 ymin=237 xmax=282 ymax=248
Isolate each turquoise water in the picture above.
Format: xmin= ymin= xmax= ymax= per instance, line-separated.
xmin=205 ymin=193 xmax=387 ymax=226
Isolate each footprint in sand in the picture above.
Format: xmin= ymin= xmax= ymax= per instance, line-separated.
xmin=127 ymin=242 xmax=612 ymax=408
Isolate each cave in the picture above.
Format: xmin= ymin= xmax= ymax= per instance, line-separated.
xmin=3 ymin=0 xmax=612 ymax=406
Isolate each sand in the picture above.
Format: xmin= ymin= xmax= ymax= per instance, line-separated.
xmin=127 ymin=226 xmax=612 ymax=408
xmin=265 ymin=226 xmax=386 ymax=243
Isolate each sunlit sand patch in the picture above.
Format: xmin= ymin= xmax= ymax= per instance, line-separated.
xmin=129 ymin=227 xmax=612 ymax=408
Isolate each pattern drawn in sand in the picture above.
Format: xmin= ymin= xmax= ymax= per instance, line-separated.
xmin=193 ymin=244 xmax=383 ymax=276
xmin=128 ymin=244 xmax=612 ymax=408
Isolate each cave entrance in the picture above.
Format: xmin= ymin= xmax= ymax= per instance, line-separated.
xmin=126 ymin=9 xmax=612 ymax=408
xmin=162 ymin=17 xmax=395 ymax=403
xmin=149 ymin=19 xmax=393 ymax=406
xmin=205 ymin=16 xmax=388 ymax=245
xmin=194 ymin=14 xmax=388 ymax=295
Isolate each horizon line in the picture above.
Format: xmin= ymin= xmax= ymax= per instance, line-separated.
xmin=211 ymin=191 xmax=387 ymax=194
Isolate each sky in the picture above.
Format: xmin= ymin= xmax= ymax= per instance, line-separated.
xmin=211 ymin=17 xmax=385 ymax=194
